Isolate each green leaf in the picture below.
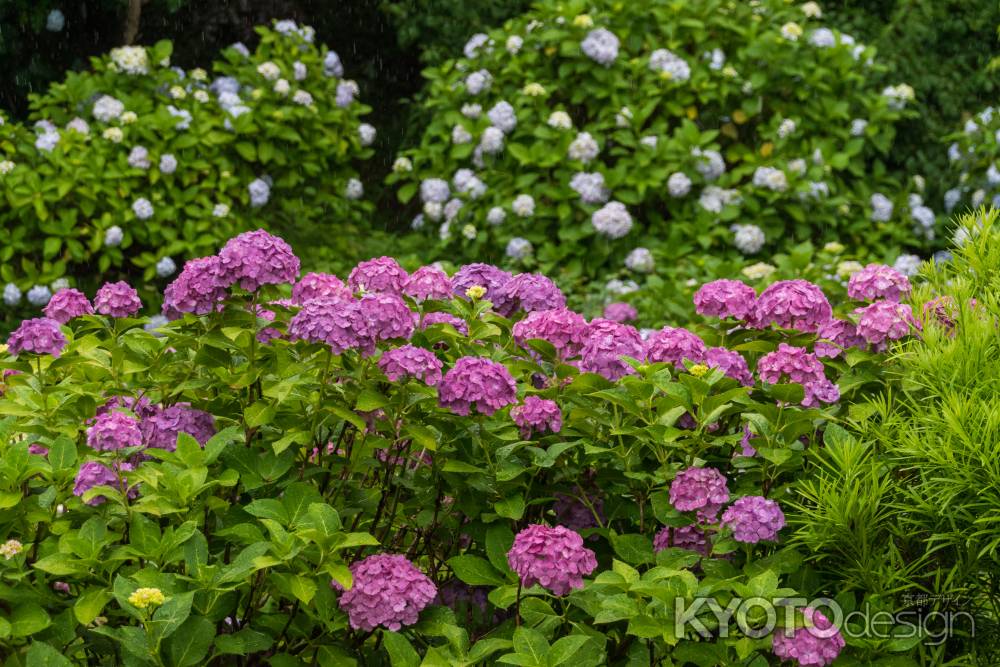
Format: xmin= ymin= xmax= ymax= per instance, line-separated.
xmin=512 ymin=627 xmax=549 ymax=665
xmin=447 ymin=555 xmax=506 ymax=586
xmin=214 ymin=628 xmax=275 ymax=655
xmin=74 ymin=589 xmax=113 ymax=625
xmin=495 ymin=494 xmax=525 ymax=520
xmin=611 ymin=533 xmax=655 ymax=566
xmin=165 ymin=616 xmax=215 ymax=667
xmin=148 ymin=591 xmax=194 ymax=641
xmin=355 ymin=389 xmax=389 ymax=412
xmin=244 ymin=402 xmax=276 ymax=429
xmin=486 ymin=525 xmax=515 ymax=574
xmin=11 ymin=603 xmax=50 ymax=637
xmin=47 ymin=436 xmax=77 ymax=470
xmin=25 ymin=641 xmax=73 ymax=667
xmin=382 ymin=630 xmax=421 ymax=667
xmin=547 ymin=636 xmax=590 ymax=666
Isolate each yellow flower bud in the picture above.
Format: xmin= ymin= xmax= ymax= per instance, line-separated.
xmin=128 ymin=587 xmax=166 ymax=610
xmin=465 ymin=285 xmax=487 ymax=300
xmin=689 ymin=364 xmax=710 ymax=378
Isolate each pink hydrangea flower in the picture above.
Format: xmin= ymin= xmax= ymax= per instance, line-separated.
xmin=513 ymin=308 xmax=588 ymax=359
xmin=814 ymin=319 xmax=865 ymax=359
xmin=288 ymin=297 xmax=373 ymax=355
xmin=359 ymin=293 xmax=415 ymax=342
xmin=162 ymin=256 xmax=228 ymax=318
xmin=438 ymin=356 xmax=517 ymax=415
xmin=507 ymin=524 xmax=597 ymax=595
xmin=694 ymin=279 xmax=757 ymax=321
xmin=653 ymin=525 xmax=710 ymax=556
xmin=752 ymin=280 xmax=832 ymax=332
xmin=378 ymin=345 xmax=443 ymax=385
xmin=847 ymin=263 xmax=911 ymax=302
xmin=43 ymin=288 xmax=93 ymax=323
xmin=603 ymin=302 xmax=637 ymax=322
xmin=348 ymin=257 xmax=408 ymax=295
xmin=142 ymin=404 xmax=216 ymax=451
xmin=772 ymin=607 xmax=846 ymax=667
xmin=73 ymin=461 xmax=137 ymax=506
xmin=292 ymin=272 xmax=352 ymax=304
xmin=94 ymin=281 xmax=141 ymax=318
xmin=757 ymin=343 xmax=826 ymax=386
xmin=334 ymin=554 xmax=436 ymax=631
xmin=855 ymin=301 xmax=919 ymax=348
xmin=705 ymin=347 xmax=753 ymax=386
xmin=670 ymin=467 xmax=730 ymax=523
xmin=580 ymin=319 xmax=645 ymax=381
xmin=451 ymin=263 xmax=512 ymax=302
xmin=721 ymin=496 xmax=785 ymax=543
xmin=87 ymin=411 xmax=143 ymax=451
xmin=218 ymin=229 xmax=300 ymax=291
xmin=7 ymin=318 xmax=66 ymax=356
xmin=645 ymin=326 xmax=706 ymax=366
xmin=421 ymin=312 xmax=468 ymax=335
xmin=493 ymin=273 xmax=566 ymax=317
xmin=922 ymin=296 xmax=958 ymax=331
xmin=402 ymin=266 xmax=452 ymax=301
xmin=511 ymin=396 xmax=562 ymax=438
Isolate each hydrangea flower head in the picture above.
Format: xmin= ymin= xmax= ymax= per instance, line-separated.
xmin=421 ymin=312 xmax=468 ymax=335
xmin=143 ymin=404 xmax=216 ymax=451
xmin=451 ymin=263 xmax=512 ymax=303
xmin=757 ymin=343 xmax=826 ymax=387
xmin=705 ymin=347 xmax=753 ymax=386
xmin=645 ymin=326 xmax=707 ymax=366
xmin=288 ymin=297 xmax=372 ymax=355
xmin=753 ymin=280 xmax=832 ymax=332
xmin=378 ymin=345 xmax=443 ymax=385
xmin=438 ymin=356 xmax=517 ymax=416
xmin=493 ymin=273 xmax=566 ymax=317
xmin=815 ymin=319 xmax=865 ymax=359
xmin=218 ymin=230 xmax=299 ymax=291
xmin=349 ymin=257 xmax=408 ymax=294
xmin=402 ymin=266 xmax=452 ymax=301
xmin=772 ymin=607 xmax=846 ymax=667
xmin=581 ymin=28 xmax=619 ymax=66
xmin=721 ymin=495 xmax=785 ymax=543
xmin=292 ymin=272 xmax=352 ymax=304
xmin=603 ymin=302 xmax=637 ymax=323
xmin=163 ymin=256 xmax=228 ymax=318
xmin=694 ymin=279 xmax=757 ymax=321
xmin=44 ymin=289 xmax=93 ymax=324
xmin=513 ymin=308 xmax=588 ymax=359
xmin=335 ymin=554 xmax=437 ymax=631
xmin=847 ymin=264 xmax=912 ymax=303
xmin=359 ymin=293 xmax=415 ymax=342
xmin=8 ymin=318 xmax=67 ymax=356
xmin=580 ymin=319 xmax=645 ymax=381
xmin=73 ymin=461 xmax=135 ymax=506
xmin=855 ymin=301 xmax=919 ymax=348
xmin=653 ymin=525 xmax=709 ymax=556
xmin=670 ymin=467 xmax=730 ymax=523
xmin=87 ymin=412 xmax=143 ymax=451
xmin=94 ymin=281 xmax=141 ymax=318
xmin=511 ymin=396 xmax=562 ymax=438
xmin=507 ymin=524 xmax=597 ymax=595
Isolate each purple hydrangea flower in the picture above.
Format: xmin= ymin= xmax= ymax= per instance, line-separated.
xmin=7 ymin=318 xmax=67 ymax=356
xmin=705 ymin=347 xmax=753 ymax=386
xmin=757 ymin=343 xmax=826 ymax=386
xmin=73 ymin=461 xmax=136 ymax=506
xmin=292 ymin=272 xmax=352 ymax=304
xmin=580 ymin=319 xmax=645 ymax=381
xmin=847 ymin=264 xmax=912 ymax=302
xmin=43 ymin=289 xmax=93 ymax=323
xmin=421 ymin=312 xmax=468 ymax=335
xmin=288 ymin=297 xmax=373 ymax=355
xmin=670 ymin=467 xmax=730 ymax=523
xmin=645 ymin=326 xmax=707 ymax=366
xmin=802 ymin=378 xmax=841 ymax=408
xmin=142 ymin=404 xmax=216 ymax=451
xmin=87 ymin=412 xmax=143 ymax=451
xmin=694 ymin=279 xmax=757 ymax=320
xmin=511 ymin=396 xmax=562 ymax=438
xmin=438 ymin=356 xmax=517 ymax=416
xmin=752 ymin=280 xmax=832 ymax=332
xmin=922 ymin=296 xmax=958 ymax=331
xmin=513 ymin=308 xmax=588 ymax=359
xmin=553 ymin=492 xmax=604 ymax=533
xmin=348 ymin=257 xmax=408 ymax=295
xmin=162 ymin=256 xmax=228 ymax=318
xmin=507 ymin=524 xmax=598 ymax=595
xmin=739 ymin=424 xmax=758 ymax=457
xmin=653 ymin=525 xmax=710 ymax=556
xmin=218 ymin=229 xmax=300 ymax=291
xmin=334 ymin=554 xmax=437 ymax=631
xmin=855 ymin=301 xmax=919 ymax=348
xmin=359 ymin=293 xmax=415 ymax=342
xmin=378 ymin=345 xmax=443 ymax=385
xmin=402 ymin=266 xmax=453 ymax=301
xmin=96 ymin=395 xmax=157 ymax=421
xmin=451 ymin=263 xmax=512 ymax=302
xmin=603 ymin=302 xmax=637 ymax=322
xmin=493 ymin=273 xmax=566 ymax=317
xmin=94 ymin=281 xmax=141 ymax=318
xmin=721 ymin=495 xmax=785 ymax=543
xmin=772 ymin=607 xmax=846 ymax=667
xmin=814 ymin=319 xmax=865 ymax=359
xmin=28 ymin=443 xmax=50 ymax=456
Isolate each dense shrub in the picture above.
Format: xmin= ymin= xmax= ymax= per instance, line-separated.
xmin=941 ymin=107 xmax=1000 ymax=220
xmin=0 ymin=20 xmax=372 ymax=323
xmin=0 ymin=228 xmax=930 ymax=664
xmin=391 ymin=0 xmax=930 ymax=282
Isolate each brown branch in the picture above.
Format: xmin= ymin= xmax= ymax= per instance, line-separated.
xmin=123 ymin=0 xmax=145 ymax=45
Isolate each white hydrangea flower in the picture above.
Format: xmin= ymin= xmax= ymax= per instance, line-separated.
xmin=625 ymin=247 xmax=654 ymax=273
xmin=752 ymin=166 xmax=788 ymax=192
xmin=420 ymin=177 xmax=450 ymax=204
xmin=964 ymin=119 xmax=979 ymax=134
xmin=167 ymin=105 xmax=192 ymax=129
xmin=971 ymin=189 xmax=986 ymax=208
xmin=506 ymin=237 xmax=533 ymax=259
xmin=293 ymin=61 xmax=307 ymax=81
xmin=487 ymin=207 xmax=506 ymax=225
xmin=257 ymin=62 xmax=281 ymax=80
xmin=568 ymin=132 xmax=599 ymax=163
xmin=480 ymin=126 xmax=505 ymax=154
xmin=667 ymin=172 xmax=692 ymax=197
xmin=882 ymin=84 xmax=915 ymax=110
xmin=850 ymin=119 xmax=868 ymax=136
xmin=692 ymin=148 xmax=725 ymax=181
xmin=781 ymin=22 xmax=803 ymax=41
xmin=358 ymin=123 xmax=376 ymax=147
xmin=805 ymin=181 xmax=829 ymax=199
xmin=777 ymin=119 xmax=797 ymax=138
xmin=591 ymin=201 xmax=632 ymax=238
xmin=104 ymin=225 xmax=124 ymax=247
xmin=410 ymin=214 xmax=425 ymax=230
xmin=110 ymin=46 xmax=149 ymax=74
xmin=547 ymin=111 xmax=572 ymax=130
xmin=464 ymin=33 xmax=490 ymax=59
xmin=132 ymin=198 xmax=154 ymax=220
xmin=606 ymin=278 xmax=639 ymax=296
xmin=732 ymin=224 xmax=765 ymax=254
xmin=120 ymin=111 xmax=138 ymax=125
xmin=506 ymin=35 xmax=523 ymax=54
xmin=809 ymin=28 xmax=836 ymax=47
xmin=706 ymin=48 xmax=726 ymax=70
xmin=3 ymin=283 xmax=22 ymax=306
xmin=986 ymin=164 xmax=1000 ymax=186
xmin=424 ymin=202 xmax=444 ymax=221
xmin=438 ymin=222 xmax=451 ymax=240
xmin=156 ymin=257 xmax=177 ymax=277
xmin=292 ymin=90 xmax=314 ymax=106
xmin=159 ymin=153 xmax=177 ymax=174
xmin=892 ymin=254 xmax=922 ymax=277
xmin=943 ymin=188 xmax=962 ymax=213
xmin=801 ymin=2 xmax=823 ymax=18
xmin=169 ymin=86 xmax=186 ymax=100
xmin=462 ymin=224 xmax=477 ymax=240
xmin=788 ymin=158 xmax=807 ymax=175
xmin=35 ymin=130 xmax=60 ymax=153
xmin=452 ymin=125 xmax=472 ymax=144
xmin=66 ymin=117 xmax=90 ymax=134
xmin=870 ymin=193 xmax=893 ymax=221
xmin=443 ymin=199 xmax=463 ymax=223
xmin=345 ymin=179 xmax=364 ymax=200
xmin=392 ymin=157 xmax=413 ymax=174
xmin=512 ymin=194 xmax=535 ymax=218
xmin=193 ymin=90 xmax=210 ymax=103
xmin=190 ymin=67 xmax=207 ymax=81
xmin=640 ymin=136 xmax=658 ymax=148
xmin=128 ymin=146 xmax=150 ymax=169
xmin=581 ymin=28 xmax=619 ymax=66
xmin=743 ymin=262 xmax=777 ymax=280
xmin=648 ymin=49 xmax=690 ymax=81
xmin=102 ymin=127 xmax=123 ymax=143
xmin=461 ymin=103 xmax=482 ymax=119
xmin=911 ymin=205 xmax=935 ymax=233
xmin=570 ymin=172 xmax=610 ymax=204
xmin=249 ymin=178 xmax=271 ymax=207
xmin=616 ymin=106 xmax=632 ymax=127
xmin=93 ymin=95 xmax=125 ymax=122
xmin=27 ymin=285 xmax=52 ymax=307
xmin=465 ymin=70 xmax=493 ymax=95
xmin=274 ymin=79 xmax=291 ymax=95
xmin=46 ymin=9 xmax=65 ymax=32
xmin=0 ymin=161 xmax=14 ymax=175
xmin=487 ymin=101 xmax=517 ymax=134
xmin=699 ymin=186 xmax=740 ymax=213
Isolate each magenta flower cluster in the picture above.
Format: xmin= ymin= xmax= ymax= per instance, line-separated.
xmin=94 ymin=281 xmax=142 ymax=318
xmin=86 ymin=411 xmax=143 ymax=451
xmin=73 ymin=461 xmax=136 ymax=506
xmin=7 ymin=318 xmax=67 ymax=357
xmin=511 ymin=396 xmax=562 ymax=438
xmin=653 ymin=525 xmax=710 ymax=556
xmin=451 ymin=263 xmax=511 ymax=301
xmin=721 ymin=495 xmax=786 ymax=543
xmin=348 ymin=256 xmax=408 ymax=295
xmin=603 ymin=302 xmax=637 ymax=323
xmin=292 ymin=272 xmax=352 ymax=304
xmin=142 ymin=404 xmax=216 ymax=451
xmin=507 ymin=524 xmax=597 ymax=595
xmin=694 ymin=279 xmax=757 ymax=321
xmin=814 ymin=319 xmax=866 ymax=359
xmin=758 ymin=344 xmax=840 ymax=407
xmin=752 ymin=280 xmax=832 ymax=332
xmin=513 ymin=308 xmax=588 ymax=359
xmin=705 ymin=347 xmax=753 ymax=386
xmin=378 ymin=345 xmax=443 ymax=385
xmin=646 ymin=326 xmax=707 ymax=367
xmin=218 ymin=229 xmax=301 ymax=291
xmin=422 ymin=311 xmax=468 ymax=335
xmin=163 ymin=256 xmax=228 ymax=317
xmin=493 ymin=273 xmax=565 ymax=317
xmin=438 ymin=356 xmax=517 ymax=416
xmin=855 ymin=301 xmax=919 ymax=348
xmin=334 ymin=553 xmax=437 ymax=631
xmin=847 ymin=263 xmax=911 ymax=302
xmin=44 ymin=289 xmax=93 ymax=323
xmin=669 ymin=467 xmax=730 ymax=523
xmin=402 ymin=266 xmax=452 ymax=301
xmin=580 ymin=319 xmax=645 ymax=381
xmin=771 ymin=607 xmax=846 ymax=667
xmin=289 ymin=298 xmax=373 ymax=355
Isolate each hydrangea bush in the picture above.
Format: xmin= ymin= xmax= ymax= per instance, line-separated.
xmin=0 ymin=228 xmax=934 ymax=664
xmin=942 ymin=106 xmax=1000 ymax=219
xmin=390 ymin=0 xmax=928 ymax=281
xmin=0 ymin=20 xmax=372 ymax=325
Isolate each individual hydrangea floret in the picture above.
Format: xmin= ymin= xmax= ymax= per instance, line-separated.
xmin=603 ymin=302 xmax=637 ymax=323
xmin=292 ymin=272 xmax=352 ymax=304
xmin=401 ymin=266 xmax=452 ymax=302
xmin=511 ymin=396 xmax=562 ymax=438
xmin=694 ymin=279 xmax=757 ymax=321
xmin=288 ymin=297 xmax=373 ymax=355
xmin=87 ymin=411 xmax=143 ymax=452
xmin=451 ymin=263 xmax=512 ymax=302
xmin=378 ymin=345 xmax=443 ymax=385
xmin=670 ymin=467 xmax=730 ymax=523
xmin=493 ymin=273 xmax=566 ymax=317
xmin=359 ymin=293 xmax=415 ymax=342
xmin=772 ymin=607 xmax=846 ymax=667
xmin=163 ymin=256 xmax=228 ymax=318
xmin=705 ymin=347 xmax=753 ymax=386
xmin=43 ymin=289 xmax=93 ymax=324
xmin=653 ymin=525 xmax=710 ymax=556
xmin=438 ymin=356 xmax=517 ymax=416
xmin=218 ymin=229 xmax=300 ymax=291
xmin=335 ymin=554 xmax=437 ymax=631
xmin=847 ymin=264 xmax=912 ymax=302
xmin=348 ymin=257 xmax=408 ymax=295
xmin=507 ymin=524 xmax=598 ymax=595
xmin=580 ymin=319 xmax=645 ymax=381
xmin=753 ymin=280 xmax=832 ymax=332
xmin=855 ymin=301 xmax=919 ymax=348
xmin=513 ymin=308 xmax=588 ymax=359
xmin=645 ymin=326 xmax=707 ymax=366
xmin=94 ymin=281 xmax=142 ymax=318
xmin=722 ymin=496 xmax=785 ymax=543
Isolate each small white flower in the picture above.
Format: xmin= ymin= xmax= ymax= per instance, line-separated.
xmin=570 ymin=172 xmax=610 ymax=204
xmin=943 ymin=188 xmax=962 ymax=213
xmin=249 ymin=178 xmax=271 ymax=207
xmin=640 ymin=136 xmax=658 ymax=148
xmin=292 ymin=90 xmax=314 ymax=106
xmin=464 ymin=33 xmax=490 ymax=59
xmin=421 ymin=178 xmax=450 ymax=203
xmin=159 ymin=154 xmax=177 ymax=174
xmin=512 ymin=194 xmax=535 ymax=218
xmin=169 ymin=86 xmax=186 ymax=100
xmin=120 ymin=111 xmax=138 ymax=125
xmin=35 ymin=130 xmax=60 ymax=152
xmin=110 ymin=46 xmax=149 ymax=75
xmin=742 ymin=262 xmax=776 ymax=280
xmin=699 ymin=186 xmax=741 ymax=213
xmin=465 ymin=70 xmax=493 ymax=95
xmin=809 ymin=27 xmax=836 ymax=48
xmin=506 ymin=35 xmax=523 ymax=54
xmin=870 ymin=192 xmax=894 ymax=221
xmin=257 ymin=62 xmax=281 ymax=81
xmin=461 ymin=224 xmax=477 ymax=240
xmin=648 ymin=49 xmax=690 ymax=81
xmin=625 ymin=247 xmax=654 ymax=273
xmin=293 ymin=61 xmax=307 ymax=81
xmin=506 ymin=237 xmax=533 ymax=259
xmin=752 ymin=166 xmax=788 ymax=192
xmin=410 ymin=214 xmax=425 ymax=230
xmin=438 ymin=222 xmax=451 ymax=240
xmin=274 ymin=79 xmax=291 ymax=95
xmin=892 ymin=254 xmax=922 ymax=277
xmin=424 ymin=201 xmax=444 ymax=221
xmin=732 ymin=224 xmax=765 ymax=254
xmin=156 ymin=257 xmax=177 ymax=277
xmin=128 ymin=146 xmax=150 ymax=170
xmin=345 ymin=178 xmax=364 ymax=200
xmin=581 ymin=28 xmax=619 ymax=66
xmin=547 ymin=111 xmax=572 ymax=130
xmin=452 ymin=125 xmax=472 ymax=145
xmin=213 ymin=203 xmax=230 ymax=218
xmin=667 ymin=172 xmax=692 ymax=197
xmin=801 ymin=1 xmax=822 ymax=18
xmin=0 ymin=159 xmax=13 ymax=174
xmin=358 ymin=123 xmax=376 ymax=147
xmin=781 ymin=22 xmax=803 ymax=41
xmin=479 ymin=126 xmax=505 ymax=154
xmin=66 ymin=117 xmax=90 ymax=135
xmin=104 ymin=226 xmax=124 ymax=247
xmin=882 ymin=84 xmax=915 ymax=110
xmin=850 ymin=118 xmax=868 ymax=136
xmin=692 ymin=148 xmax=725 ymax=181
xmin=392 ymin=157 xmax=413 ymax=173
xmin=606 ymin=278 xmax=639 ymax=296
xmin=487 ymin=207 xmax=506 ymax=225
xmin=132 ymin=198 xmax=154 ymax=220
xmin=777 ymin=119 xmax=797 ymax=138
xmin=46 ymin=9 xmax=65 ymax=32
xmin=488 ymin=101 xmax=517 ymax=134
xmin=591 ymin=201 xmax=632 ymax=238
xmin=461 ymin=103 xmax=482 ymax=119
xmin=193 ymin=90 xmax=210 ymax=103
xmin=568 ymin=132 xmax=599 ymax=162
xmin=3 ymin=283 xmax=22 ymax=306
xmin=788 ymin=158 xmax=807 ymax=175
